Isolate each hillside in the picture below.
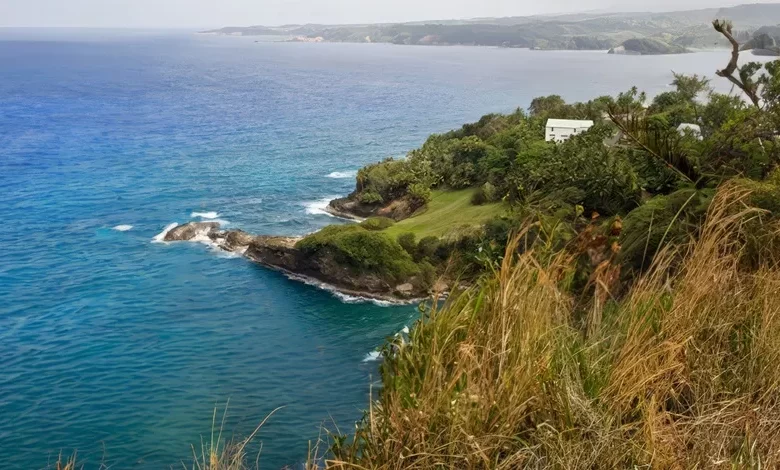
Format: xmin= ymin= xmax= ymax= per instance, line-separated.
xmin=609 ymin=37 xmax=689 ymax=55
xmin=202 ymin=3 xmax=780 ymax=51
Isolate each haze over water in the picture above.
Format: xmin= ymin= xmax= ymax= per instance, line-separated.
xmin=0 ymin=29 xmax=762 ymax=468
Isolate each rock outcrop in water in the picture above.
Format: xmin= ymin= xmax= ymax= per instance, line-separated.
xmin=162 ymin=222 xmax=429 ymax=302
xmin=163 ymin=222 xmax=221 ymax=241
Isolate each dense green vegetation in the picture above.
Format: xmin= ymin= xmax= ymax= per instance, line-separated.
xmin=295 ymin=224 xmax=420 ymax=282
xmin=296 ymin=24 xmax=780 ymax=288
xmin=333 ymin=29 xmax=780 ymax=285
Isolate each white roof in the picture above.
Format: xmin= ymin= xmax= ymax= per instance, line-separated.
xmin=546 ymin=119 xmax=594 ymax=129
xmin=677 ymin=123 xmax=702 ymax=132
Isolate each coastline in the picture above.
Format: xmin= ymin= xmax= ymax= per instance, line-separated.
xmin=322 ymin=204 xmax=365 ymax=221
xmin=243 ymin=248 xmax=426 ymax=304
xmin=159 ymin=219 xmax=436 ymax=304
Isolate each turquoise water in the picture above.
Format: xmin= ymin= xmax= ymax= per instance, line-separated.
xmin=0 ymin=29 xmax=751 ymax=468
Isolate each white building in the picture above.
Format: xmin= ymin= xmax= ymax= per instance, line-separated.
xmin=677 ymin=123 xmax=703 ymax=140
xmin=545 ymin=119 xmax=595 ymax=143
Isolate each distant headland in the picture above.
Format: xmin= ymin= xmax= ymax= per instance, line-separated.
xmin=201 ymin=3 xmax=780 ymax=54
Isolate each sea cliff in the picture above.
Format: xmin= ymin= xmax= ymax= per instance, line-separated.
xmin=160 ymin=221 xmax=434 ymax=302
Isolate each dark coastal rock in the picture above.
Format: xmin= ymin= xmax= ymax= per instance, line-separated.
xmin=327 ymin=195 xmax=422 ymax=221
xmin=245 ymin=236 xmax=302 ymax=270
xmin=375 ymin=197 xmax=420 ymax=221
xmin=326 ymin=197 xmax=378 ymax=220
xmin=163 ymin=222 xmax=220 ymax=242
xmin=395 ymin=283 xmax=414 ymax=296
xmin=219 ymin=229 xmax=258 ymax=251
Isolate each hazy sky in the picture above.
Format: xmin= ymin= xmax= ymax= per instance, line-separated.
xmin=0 ymin=0 xmax=776 ymax=28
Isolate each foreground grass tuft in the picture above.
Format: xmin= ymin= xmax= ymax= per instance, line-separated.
xmin=323 ymin=181 xmax=780 ymax=469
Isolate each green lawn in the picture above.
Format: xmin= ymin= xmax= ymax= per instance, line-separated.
xmin=384 ymin=189 xmax=507 ymax=239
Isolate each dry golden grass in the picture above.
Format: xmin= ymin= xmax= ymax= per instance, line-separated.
xmin=322 ymin=181 xmax=780 ymax=469
xmin=183 ymin=404 xmax=284 ymax=470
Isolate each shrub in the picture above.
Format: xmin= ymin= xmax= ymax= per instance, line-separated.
xmin=360 ymin=217 xmax=395 ymax=231
xmin=618 ymin=188 xmax=712 ymax=272
xmin=397 ymin=233 xmax=417 ymax=256
xmin=484 ymin=216 xmax=513 ymax=246
xmin=417 ymin=261 xmax=437 ymax=289
xmin=513 ymin=126 xmax=641 ymax=215
xmin=358 ymin=190 xmax=383 ymax=204
xmin=448 ymin=162 xmax=477 ymax=189
xmin=471 ymin=182 xmax=499 ymax=205
xmin=416 ymin=236 xmax=442 ymax=262
xmin=356 ymin=158 xmax=416 ymax=203
xmin=732 ymin=174 xmax=780 ymax=266
xmin=408 ymin=183 xmax=432 ymax=206
xmin=296 ymin=225 xmax=419 ymax=281
xmin=442 ymin=225 xmax=484 ymax=253
xmin=471 ymin=188 xmax=487 ymax=205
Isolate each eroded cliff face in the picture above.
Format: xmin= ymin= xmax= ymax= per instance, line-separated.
xmin=161 ymin=222 xmax=429 ymax=301
xmin=326 ymin=195 xmax=422 ymax=221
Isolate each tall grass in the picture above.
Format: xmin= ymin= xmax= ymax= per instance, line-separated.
xmin=48 ymin=405 xmax=284 ymax=470
xmin=323 ymin=181 xmax=780 ymax=469
xmin=184 ymin=404 xmax=285 ymax=470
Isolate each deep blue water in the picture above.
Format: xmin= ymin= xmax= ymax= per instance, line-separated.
xmin=0 ymin=29 xmax=758 ymax=469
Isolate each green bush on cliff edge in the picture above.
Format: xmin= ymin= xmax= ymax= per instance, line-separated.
xmin=295 ymin=224 xmax=420 ymax=282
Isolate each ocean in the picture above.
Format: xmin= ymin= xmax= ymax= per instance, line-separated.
xmin=0 ymin=29 xmax=760 ymax=468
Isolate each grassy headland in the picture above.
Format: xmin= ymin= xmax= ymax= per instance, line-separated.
xmin=382 ymin=189 xmax=506 ymax=239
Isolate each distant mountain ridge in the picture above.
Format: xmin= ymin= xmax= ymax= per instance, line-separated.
xmin=202 ymin=3 xmax=780 ymax=53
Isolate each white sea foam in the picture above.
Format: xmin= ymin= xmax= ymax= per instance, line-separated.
xmin=333 ymin=292 xmax=396 ymax=307
xmin=362 ymin=351 xmax=382 ymax=362
xmin=191 ymin=211 xmax=220 ymax=219
xmin=302 ymin=197 xmax=339 ymax=217
xmin=212 ymin=243 xmax=247 ymax=259
xmin=152 ymin=223 xmax=179 ymax=243
xmin=326 ymin=170 xmax=357 ymax=179
xmin=112 ymin=225 xmax=133 ymax=232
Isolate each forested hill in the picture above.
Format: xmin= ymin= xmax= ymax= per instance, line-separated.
xmin=203 ymin=3 xmax=780 ymax=52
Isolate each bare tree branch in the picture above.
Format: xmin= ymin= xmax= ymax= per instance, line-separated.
xmin=713 ymin=19 xmax=761 ymax=107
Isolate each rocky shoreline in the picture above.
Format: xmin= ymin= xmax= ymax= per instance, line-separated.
xmin=161 ymin=221 xmax=434 ymax=303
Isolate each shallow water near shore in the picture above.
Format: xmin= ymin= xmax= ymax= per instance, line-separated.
xmin=0 ymin=29 xmax=766 ymax=468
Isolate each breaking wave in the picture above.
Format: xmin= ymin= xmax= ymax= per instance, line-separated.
xmin=152 ymin=223 xmax=179 ymax=243
xmin=191 ymin=211 xmax=219 ymax=219
xmin=326 ymin=170 xmax=357 ymax=179
xmin=302 ymin=197 xmax=339 ymax=216
xmin=362 ymin=351 xmax=381 ymax=362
